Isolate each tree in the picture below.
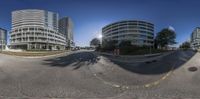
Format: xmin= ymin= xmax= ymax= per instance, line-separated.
xmin=90 ymin=38 xmax=100 ymax=47
xmin=119 ymin=40 xmax=132 ymax=47
xmin=101 ymin=39 xmax=117 ymax=51
xmin=156 ymin=28 xmax=176 ymax=49
xmin=154 ymin=39 xmax=158 ymax=49
xmin=180 ymin=41 xmax=190 ymax=49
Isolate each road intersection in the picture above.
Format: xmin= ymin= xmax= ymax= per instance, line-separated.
xmin=0 ymin=50 xmax=198 ymax=99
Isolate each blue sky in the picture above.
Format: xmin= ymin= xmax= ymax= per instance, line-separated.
xmin=0 ymin=0 xmax=200 ymax=46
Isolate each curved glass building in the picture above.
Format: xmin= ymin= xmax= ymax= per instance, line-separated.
xmin=10 ymin=9 xmax=66 ymax=50
xmin=102 ymin=20 xmax=154 ymax=46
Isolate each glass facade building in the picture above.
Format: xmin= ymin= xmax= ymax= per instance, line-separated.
xmin=0 ymin=28 xmax=7 ymax=50
xmin=102 ymin=20 xmax=154 ymax=46
xmin=59 ymin=17 xmax=74 ymax=48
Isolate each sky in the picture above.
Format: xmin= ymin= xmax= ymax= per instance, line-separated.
xmin=0 ymin=0 xmax=200 ymax=47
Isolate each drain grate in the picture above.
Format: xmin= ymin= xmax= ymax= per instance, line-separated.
xmin=188 ymin=67 xmax=198 ymax=72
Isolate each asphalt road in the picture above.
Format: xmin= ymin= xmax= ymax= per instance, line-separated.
xmin=0 ymin=50 xmax=198 ymax=99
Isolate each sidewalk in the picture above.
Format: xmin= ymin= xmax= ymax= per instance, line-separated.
xmin=94 ymin=51 xmax=175 ymax=63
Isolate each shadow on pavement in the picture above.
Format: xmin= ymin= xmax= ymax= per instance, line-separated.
xmin=103 ymin=50 xmax=196 ymax=75
xmin=43 ymin=51 xmax=100 ymax=70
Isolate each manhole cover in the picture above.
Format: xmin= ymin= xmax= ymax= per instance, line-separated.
xmin=145 ymin=61 xmax=152 ymax=64
xmin=152 ymin=60 xmax=157 ymax=62
xmin=188 ymin=67 xmax=198 ymax=72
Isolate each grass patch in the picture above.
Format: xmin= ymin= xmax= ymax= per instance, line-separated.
xmin=1 ymin=50 xmax=68 ymax=57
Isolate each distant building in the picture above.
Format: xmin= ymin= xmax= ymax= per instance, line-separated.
xmin=191 ymin=27 xmax=200 ymax=49
xmin=0 ymin=28 xmax=7 ymax=50
xmin=10 ymin=9 xmax=66 ymax=50
xmin=59 ymin=17 xmax=74 ymax=48
xmin=102 ymin=20 xmax=154 ymax=46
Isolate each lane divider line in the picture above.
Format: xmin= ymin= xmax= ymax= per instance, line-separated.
xmin=90 ymin=51 xmax=176 ymax=90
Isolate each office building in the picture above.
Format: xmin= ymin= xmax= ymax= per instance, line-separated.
xmin=102 ymin=20 xmax=154 ymax=46
xmin=10 ymin=9 xmax=66 ymax=50
xmin=59 ymin=17 xmax=74 ymax=48
xmin=191 ymin=27 xmax=200 ymax=49
xmin=0 ymin=28 xmax=7 ymax=50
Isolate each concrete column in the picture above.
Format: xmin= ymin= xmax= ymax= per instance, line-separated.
xmin=46 ymin=43 xmax=48 ymax=50
xmin=27 ymin=44 xmax=29 ymax=50
xmin=39 ymin=44 xmax=42 ymax=50
xmin=34 ymin=44 xmax=36 ymax=50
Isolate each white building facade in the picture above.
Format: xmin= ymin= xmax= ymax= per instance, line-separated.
xmin=10 ymin=9 xmax=66 ymax=50
xmin=102 ymin=20 xmax=154 ymax=46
